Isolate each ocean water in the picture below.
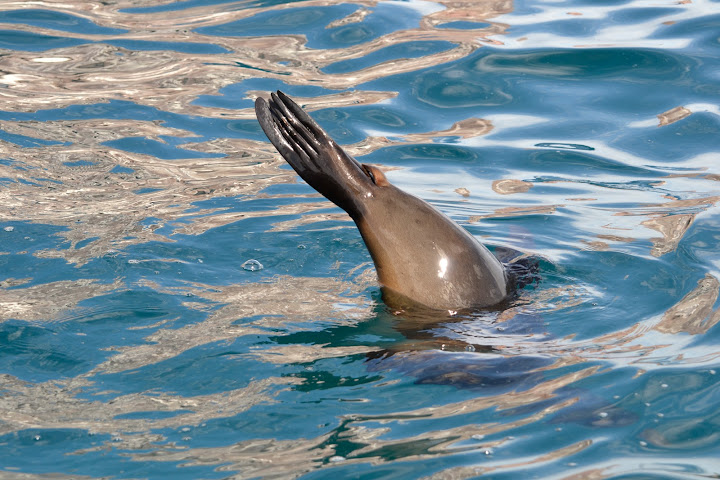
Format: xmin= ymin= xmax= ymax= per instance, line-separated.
xmin=1 ymin=0 xmax=720 ymax=478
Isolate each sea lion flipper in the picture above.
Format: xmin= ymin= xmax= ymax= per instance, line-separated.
xmin=255 ymin=96 xmax=308 ymax=171
xmin=255 ymin=91 xmax=374 ymax=215
xmin=274 ymin=91 xmax=340 ymax=149
xmin=270 ymin=92 xmax=324 ymax=154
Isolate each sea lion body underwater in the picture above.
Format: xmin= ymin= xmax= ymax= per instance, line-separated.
xmin=255 ymin=91 xmax=510 ymax=311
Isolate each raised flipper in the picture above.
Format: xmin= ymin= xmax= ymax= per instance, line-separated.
xmin=255 ymin=91 xmax=511 ymax=311
xmin=255 ymin=91 xmax=374 ymax=218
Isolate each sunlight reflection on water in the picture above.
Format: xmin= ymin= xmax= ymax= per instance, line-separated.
xmin=1 ymin=0 xmax=720 ymax=478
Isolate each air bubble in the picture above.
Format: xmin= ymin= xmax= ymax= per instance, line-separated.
xmin=3 ymin=226 xmax=14 ymax=232
xmin=242 ymin=259 xmax=263 ymax=271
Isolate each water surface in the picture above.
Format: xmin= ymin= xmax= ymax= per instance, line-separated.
xmin=1 ymin=0 xmax=720 ymax=478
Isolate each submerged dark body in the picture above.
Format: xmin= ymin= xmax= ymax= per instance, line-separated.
xmin=255 ymin=91 xmax=511 ymax=311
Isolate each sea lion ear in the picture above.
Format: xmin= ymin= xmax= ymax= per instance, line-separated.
xmin=362 ymin=164 xmax=390 ymax=187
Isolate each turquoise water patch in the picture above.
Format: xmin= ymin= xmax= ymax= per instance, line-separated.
xmin=437 ymin=21 xmax=492 ymax=30
xmin=109 ymin=165 xmax=134 ymax=174
xmin=3 ymin=1 xmax=720 ymax=478
xmin=0 ymin=9 xmax=127 ymax=35
xmin=0 ymin=129 xmax=68 ymax=148
xmin=0 ymin=29 xmax=87 ymax=51
xmin=62 ymin=160 xmax=96 ymax=167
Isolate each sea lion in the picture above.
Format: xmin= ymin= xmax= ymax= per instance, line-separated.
xmin=255 ymin=91 xmax=509 ymax=311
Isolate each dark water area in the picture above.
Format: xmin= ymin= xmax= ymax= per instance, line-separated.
xmin=1 ymin=0 xmax=720 ymax=478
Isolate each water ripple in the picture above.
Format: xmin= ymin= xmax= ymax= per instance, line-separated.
xmin=1 ymin=0 xmax=720 ymax=477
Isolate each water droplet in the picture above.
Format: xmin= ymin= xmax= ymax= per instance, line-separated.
xmin=598 ymin=411 xmax=608 ymax=418
xmin=297 ymin=244 xmax=306 ymax=249
xmin=33 ymin=435 xmax=41 ymax=441
xmin=710 ymin=369 xmax=716 ymax=375
xmin=484 ymin=448 xmax=493 ymax=455
xmin=3 ymin=226 xmax=14 ymax=232
xmin=181 ymin=427 xmax=191 ymax=433
xmin=197 ymin=258 xmax=203 ymax=263
xmin=465 ymin=345 xmax=476 ymax=352
xmin=471 ymin=434 xmax=485 ymax=441
xmin=128 ymin=259 xmax=140 ymax=264
xmin=639 ymin=441 xmax=648 ymax=447
xmin=440 ymin=344 xmax=447 ymax=351
xmin=242 ymin=259 xmax=263 ymax=271
xmin=661 ymin=383 xmax=668 ymax=388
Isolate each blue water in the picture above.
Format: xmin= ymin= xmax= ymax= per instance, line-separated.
xmin=1 ymin=0 xmax=720 ymax=478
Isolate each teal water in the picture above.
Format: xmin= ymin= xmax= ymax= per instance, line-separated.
xmin=1 ymin=0 xmax=720 ymax=478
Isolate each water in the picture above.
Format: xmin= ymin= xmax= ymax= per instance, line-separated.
xmin=1 ymin=0 xmax=720 ymax=478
